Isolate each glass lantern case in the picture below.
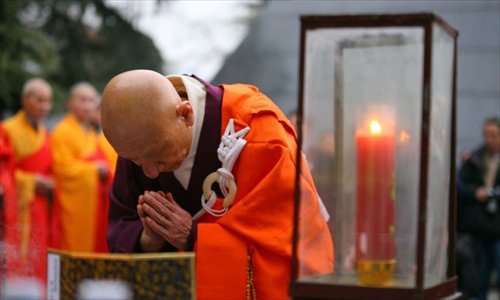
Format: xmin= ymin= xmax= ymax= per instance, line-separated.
xmin=291 ymin=13 xmax=459 ymax=299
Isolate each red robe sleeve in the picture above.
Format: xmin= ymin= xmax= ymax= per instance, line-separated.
xmin=0 ymin=125 xmax=21 ymax=277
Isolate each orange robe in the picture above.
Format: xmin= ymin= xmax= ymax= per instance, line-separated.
xmin=51 ymin=114 xmax=111 ymax=252
xmin=0 ymin=124 xmax=21 ymax=279
xmin=98 ymin=132 xmax=118 ymax=176
xmin=3 ymin=111 xmax=53 ymax=284
xmin=195 ymin=84 xmax=334 ymax=299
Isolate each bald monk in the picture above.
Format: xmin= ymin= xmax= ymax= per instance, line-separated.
xmin=3 ymin=78 xmax=54 ymax=284
xmin=51 ymin=82 xmax=112 ymax=252
xmin=102 ymin=70 xmax=333 ymax=299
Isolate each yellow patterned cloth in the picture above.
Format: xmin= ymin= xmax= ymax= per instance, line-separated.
xmin=48 ymin=249 xmax=195 ymax=299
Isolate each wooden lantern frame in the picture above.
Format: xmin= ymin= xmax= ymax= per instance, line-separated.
xmin=291 ymin=13 xmax=459 ymax=300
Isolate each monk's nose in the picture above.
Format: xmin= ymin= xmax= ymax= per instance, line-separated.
xmin=142 ymin=163 xmax=159 ymax=179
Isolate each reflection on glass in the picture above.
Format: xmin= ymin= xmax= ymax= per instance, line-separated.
xmin=424 ymin=23 xmax=454 ymax=288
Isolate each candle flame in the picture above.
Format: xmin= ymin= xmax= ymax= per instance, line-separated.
xmin=370 ymin=119 xmax=382 ymax=135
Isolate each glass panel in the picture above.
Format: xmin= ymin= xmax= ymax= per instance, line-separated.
xmin=298 ymin=26 xmax=424 ymax=288
xmin=424 ymin=23 xmax=454 ymax=287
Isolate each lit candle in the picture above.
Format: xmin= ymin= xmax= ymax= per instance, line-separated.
xmin=355 ymin=118 xmax=396 ymax=286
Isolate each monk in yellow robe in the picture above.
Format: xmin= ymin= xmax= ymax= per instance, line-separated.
xmin=102 ymin=70 xmax=333 ymax=299
xmin=3 ymin=78 xmax=54 ymax=285
xmin=51 ymin=82 xmax=112 ymax=253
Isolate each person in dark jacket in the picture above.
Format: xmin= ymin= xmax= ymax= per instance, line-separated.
xmin=457 ymin=116 xmax=500 ymax=300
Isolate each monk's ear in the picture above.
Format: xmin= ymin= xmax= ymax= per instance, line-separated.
xmin=176 ymin=100 xmax=194 ymax=126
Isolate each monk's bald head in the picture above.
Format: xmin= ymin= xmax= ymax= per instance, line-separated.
xmin=21 ymin=78 xmax=53 ymax=121
xmin=102 ymin=70 xmax=180 ymax=147
xmin=101 ymin=70 xmax=194 ymax=177
xmin=67 ymin=81 xmax=98 ymax=124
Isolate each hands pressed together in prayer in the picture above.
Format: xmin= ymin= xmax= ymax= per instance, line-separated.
xmin=137 ymin=191 xmax=192 ymax=252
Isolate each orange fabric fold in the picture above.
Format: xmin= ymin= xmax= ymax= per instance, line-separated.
xmin=196 ymin=224 xmax=247 ymax=300
xmin=193 ymin=83 xmax=334 ymax=298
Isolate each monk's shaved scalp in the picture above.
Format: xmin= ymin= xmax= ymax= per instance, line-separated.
xmin=22 ymin=78 xmax=52 ymax=97
xmin=69 ymin=82 xmax=97 ymax=100
xmin=101 ymin=70 xmax=183 ymax=155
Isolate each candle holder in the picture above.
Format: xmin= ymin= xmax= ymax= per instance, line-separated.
xmin=291 ymin=13 xmax=459 ymax=299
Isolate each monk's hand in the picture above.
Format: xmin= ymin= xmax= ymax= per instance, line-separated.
xmin=142 ymin=191 xmax=192 ymax=250
xmin=138 ymin=193 xmax=165 ymax=252
xmin=35 ymin=174 xmax=54 ymax=195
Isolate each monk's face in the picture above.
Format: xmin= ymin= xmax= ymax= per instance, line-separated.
xmin=22 ymin=81 xmax=52 ymax=121
xmin=101 ymin=70 xmax=194 ymax=179
xmin=68 ymin=86 xmax=98 ymax=123
xmin=120 ymin=116 xmax=192 ymax=179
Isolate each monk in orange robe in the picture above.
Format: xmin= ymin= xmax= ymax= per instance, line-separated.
xmin=0 ymin=124 xmax=20 ymax=279
xmin=102 ymin=70 xmax=333 ymax=299
xmin=3 ymin=78 xmax=54 ymax=285
xmin=51 ymin=82 xmax=111 ymax=253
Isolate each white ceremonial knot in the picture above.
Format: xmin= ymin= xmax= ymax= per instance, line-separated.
xmin=193 ymin=119 xmax=250 ymax=220
xmin=199 ymin=191 xmax=227 ymax=218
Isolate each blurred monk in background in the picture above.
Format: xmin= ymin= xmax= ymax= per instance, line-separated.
xmin=51 ymin=82 xmax=111 ymax=253
xmin=3 ymin=78 xmax=54 ymax=286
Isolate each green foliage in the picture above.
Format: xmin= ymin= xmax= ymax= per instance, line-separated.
xmin=0 ymin=0 xmax=164 ymax=116
xmin=0 ymin=0 xmax=59 ymax=114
